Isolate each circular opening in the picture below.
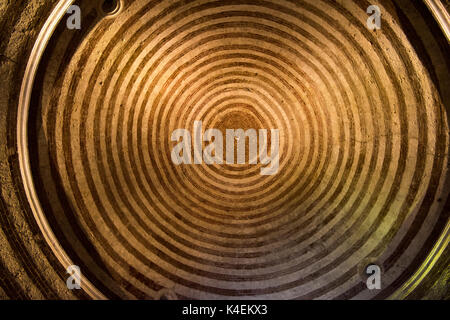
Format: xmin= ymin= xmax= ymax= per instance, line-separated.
xmin=101 ymin=0 xmax=119 ymax=15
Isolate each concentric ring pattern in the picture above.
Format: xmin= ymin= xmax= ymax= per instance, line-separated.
xmin=28 ymin=0 xmax=449 ymax=299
